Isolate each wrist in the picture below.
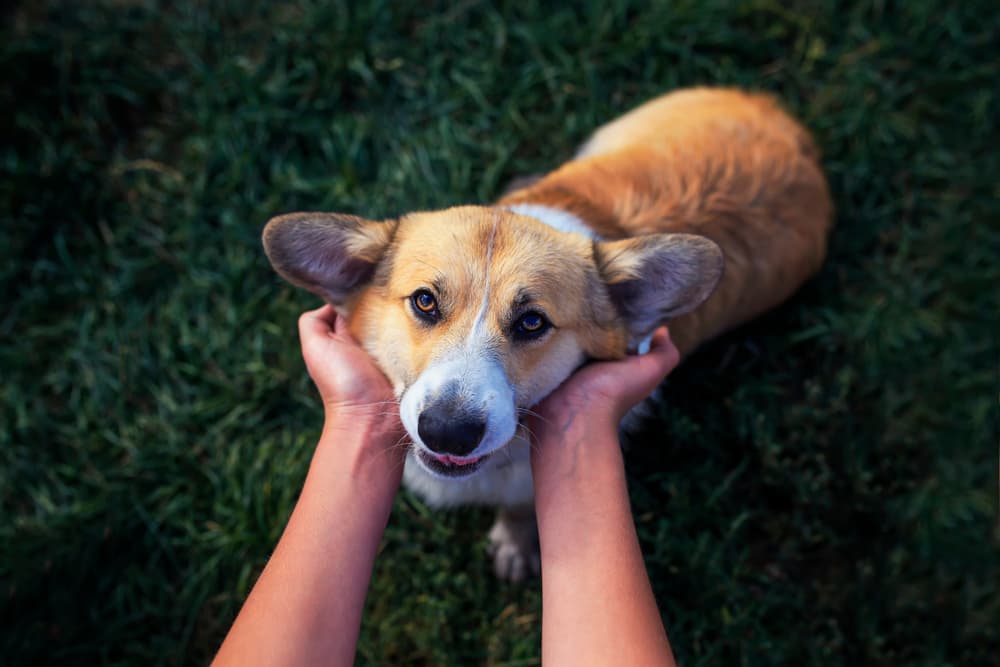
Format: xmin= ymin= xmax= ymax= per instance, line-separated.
xmin=531 ymin=421 xmax=624 ymax=500
xmin=310 ymin=417 xmax=407 ymax=488
xmin=532 ymin=401 xmax=619 ymax=446
xmin=321 ymin=410 xmax=403 ymax=444
xmin=321 ymin=399 xmax=404 ymax=434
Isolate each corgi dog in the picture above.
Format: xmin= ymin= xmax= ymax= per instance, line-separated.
xmin=263 ymin=87 xmax=833 ymax=580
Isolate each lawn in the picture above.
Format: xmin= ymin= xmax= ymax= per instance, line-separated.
xmin=2 ymin=1 xmax=998 ymax=664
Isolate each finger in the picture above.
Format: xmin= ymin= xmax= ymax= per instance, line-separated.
xmin=623 ymin=329 xmax=680 ymax=383
xmin=298 ymin=304 xmax=337 ymax=339
xmin=649 ymin=328 xmax=681 ymax=371
xmin=333 ymin=313 xmax=359 ymax=343
xmin=647 ymin=326 xmax=670 ymax=350
xmin=312 ymin=303 xmax=338 ymax=326
xmin=648 ymin=327 xmax=680 ymax=369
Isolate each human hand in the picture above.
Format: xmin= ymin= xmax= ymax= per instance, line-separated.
xmin=528 ymin=327 xmax=681 ymax=448
xmin=527 ymin=328 xmax=680 ymax=561
xmin=298 ymin=304 xmax=403 ymax=438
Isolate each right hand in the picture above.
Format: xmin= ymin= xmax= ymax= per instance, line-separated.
xmin=298 ymin=304 xmax=403 ymax=439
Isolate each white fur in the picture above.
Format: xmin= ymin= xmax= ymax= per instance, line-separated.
xmin=399 ymin=351 xmax=518 ymax=466
xmin=504 ymin=203 xmax=601 ymax=239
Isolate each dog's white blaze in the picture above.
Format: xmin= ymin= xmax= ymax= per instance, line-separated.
xmin=504 ymin=203 xmax=600 ymax=239
xmin=466 ymin=280 xmax=491 ymax=346
xmin=400 ymin=215 xmax=519 ymax=477
xmin=466 ymin=215 xmax=498 ymax=345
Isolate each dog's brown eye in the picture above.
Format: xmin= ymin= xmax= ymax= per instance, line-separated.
xmin=520 ymin=313 xmax=543 ymax=331
xmin=414 ymin=292 xmax=436 ymax=312
xmin=513 ymin=311 xmax=551 ymax=340
xmin=411 ymin=289 xmax=439 ymax=321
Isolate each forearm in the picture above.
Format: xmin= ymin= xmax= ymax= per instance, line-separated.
xmin=213 ymin=421 xmax=403 ymax=667
xmin=534 ymin=423 xmax=675 ymax=667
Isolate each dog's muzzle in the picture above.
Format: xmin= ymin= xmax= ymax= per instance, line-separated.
xmin=400 ymin=354 xmax=518 ymax=479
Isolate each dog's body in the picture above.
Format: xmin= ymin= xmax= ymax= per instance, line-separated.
xmin=264 ymin=87 xmax=832 ymax=579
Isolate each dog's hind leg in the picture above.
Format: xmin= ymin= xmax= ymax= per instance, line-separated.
xmin=487 ymin=505 xmax=540 ymax=582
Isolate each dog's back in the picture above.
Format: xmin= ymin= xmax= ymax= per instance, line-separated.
xmin=500 ymin=87 xmax=833 ymax=354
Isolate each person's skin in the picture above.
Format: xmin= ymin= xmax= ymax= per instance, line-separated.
xmin=528 ymin=328 xmax=680 ymax=667
xmin=214 ymin=304 xmax=680 ymax=666
xmin=213 ymin=305 xmax=407 ymax=666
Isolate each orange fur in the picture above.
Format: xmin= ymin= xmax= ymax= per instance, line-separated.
xmin=499 ymin=87 xmax=833 ymax=355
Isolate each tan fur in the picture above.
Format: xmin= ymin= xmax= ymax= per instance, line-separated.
xmin=500 ymin=87 xmax=833 ymax=354
xmin=346 ymin=208 xmax=627 ymax=404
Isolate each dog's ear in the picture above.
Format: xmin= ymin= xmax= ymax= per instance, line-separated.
xmin=263 ymin=212 xmax=397 ymax=306
xmin=595 ymin=233 xmax=724 ymax=340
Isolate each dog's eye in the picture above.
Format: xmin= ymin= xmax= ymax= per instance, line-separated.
xmin=411 ymin=289 xmax=439 ymax=321
xmin=513 ymin=311 xmax=551 ymax=340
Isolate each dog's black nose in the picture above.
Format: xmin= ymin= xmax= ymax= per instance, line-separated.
xmin=418 ymin=407 xmax=486 ymax=456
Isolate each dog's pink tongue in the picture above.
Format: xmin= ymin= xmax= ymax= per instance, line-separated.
xmin=434 ymin=453 xmax=481 ymax=466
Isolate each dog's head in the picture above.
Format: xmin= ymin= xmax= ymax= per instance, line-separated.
xmin=264 ymin=206 xmax=722 ymax=478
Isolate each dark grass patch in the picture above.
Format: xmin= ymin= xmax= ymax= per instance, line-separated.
xmin=2 ymin=1 xmax=998 ymax=664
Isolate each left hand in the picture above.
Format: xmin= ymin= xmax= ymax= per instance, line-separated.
xmin=529 ymin=327 xmax=681 ymax=440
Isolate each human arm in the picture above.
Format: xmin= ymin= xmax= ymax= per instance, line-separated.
xmin=213 ymin=305 xmax=405 ymax=667
xmin=529 ymin=328 xmax=681 ymax=667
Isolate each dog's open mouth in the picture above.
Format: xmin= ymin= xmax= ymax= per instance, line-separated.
xmin=416 ymin=449 xmax=491 ymax=478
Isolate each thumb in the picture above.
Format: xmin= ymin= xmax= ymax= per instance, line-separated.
xmin=626 ymin=327 xmax=681 ymax=386
xmin=332 ymin=313 xmax=359 ymax=344
xmin=299 ymin=304 xmax=338 ymax=339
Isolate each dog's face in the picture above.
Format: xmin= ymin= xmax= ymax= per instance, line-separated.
xmin=264 ymin=206 xmax=722 ymax=479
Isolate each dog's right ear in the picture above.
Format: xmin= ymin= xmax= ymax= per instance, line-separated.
xmin=262 ymin=212 xmax=398 ymax=306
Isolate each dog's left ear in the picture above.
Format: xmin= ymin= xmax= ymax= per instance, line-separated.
xmin=595 ymin=233 xmax=724 ymax=339
xmin=263 ymin=212 xmax=398 ymax=306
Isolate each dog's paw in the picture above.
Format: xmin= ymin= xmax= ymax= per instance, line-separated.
xmin=490 ymin=538 xmax=541 ymax=582
xmin=488 ymin=511 xmax=540 ymax=582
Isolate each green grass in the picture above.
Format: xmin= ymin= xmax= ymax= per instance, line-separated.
xmin=2 ymin=0 xmax=998 ymax=664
